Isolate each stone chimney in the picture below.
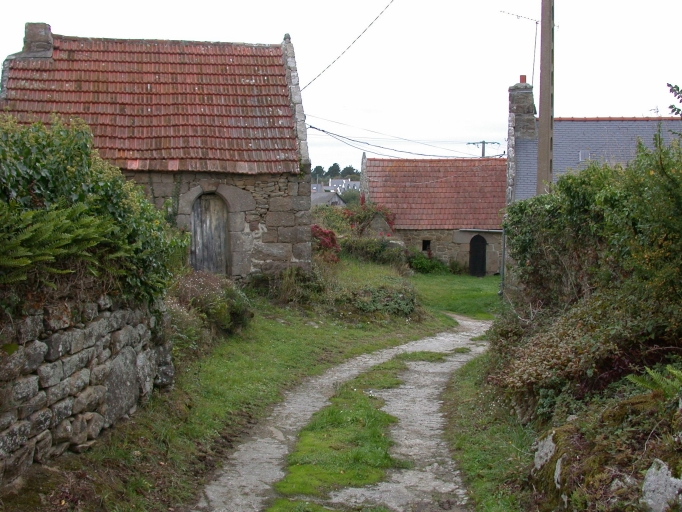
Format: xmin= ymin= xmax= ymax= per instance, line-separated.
xmin=22 ymin=23 xmax=54 ymax=56
xmin=506 ymin=76 xmax=538 ymax=204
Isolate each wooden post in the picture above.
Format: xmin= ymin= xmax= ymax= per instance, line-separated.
xmin=537 ymin=0 xmax=554 ymax=194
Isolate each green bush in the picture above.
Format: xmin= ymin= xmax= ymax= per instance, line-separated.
xmin=0 ymin=115 xmax=188 ymax=304
xmin=345 ymin=285 xmax=418 ymax=317
xmin=311 ymin=205 xmax=352 ymax=235
xmin=492 ymin=133 xmax=682 ymax=418
xmin=170 ymin=271 xmax=252 ymax=333
xmin=340 ymin=236 xmax=405 ymax=266
xmin=339 ymin=188 xmax=361 ymax=205
xmin=247 ymin=266 xmax=326 ymax=305
xmin=406 ymin=249 xmax=449 ymax=274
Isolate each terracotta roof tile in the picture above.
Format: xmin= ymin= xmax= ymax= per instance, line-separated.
xmin=365 ymin=158 xmax=506 ymax=230
xmin=1 ymin=33 xmax=300 ymax=173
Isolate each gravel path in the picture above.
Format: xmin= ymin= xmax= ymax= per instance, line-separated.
xmin=191 ymin=316 xmax=490 ymax=512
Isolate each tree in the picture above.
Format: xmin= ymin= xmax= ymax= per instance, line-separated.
xmin=340 ymin=189 xmax=361 ymax=205
xmin=341 ymin=165 xmax=359 ymax=178
xmin=669 ymin=83 xmax=682 ymax=117
xmin=312 ymin=165 xmax=325 ymax=180
xmin=327 ymin=163 xmax=341 ymax=179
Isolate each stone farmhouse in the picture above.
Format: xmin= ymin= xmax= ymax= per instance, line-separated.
xmin=506 ymin=77 xmax=682 ymax=204
xmin=360 ymin=154 xmax=506 ymax=276
xmin=0 ymin=23 xmax=312 ymax=278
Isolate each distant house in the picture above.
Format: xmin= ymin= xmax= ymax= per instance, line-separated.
xmin=311 ymin=191 xmax=346 ymax=207
xmin=0 ymin=23 xmax=312 ymax=278
xmin=361 ymin=154 xmax=506 ymax=276
xmin=506 ymin=78 xmax=682 ymax=203
xmin=328 ymin=179 xmax=361 ymax=194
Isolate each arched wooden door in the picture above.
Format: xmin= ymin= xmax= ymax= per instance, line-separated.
xmin=190 ymin=194 xmax=228 ymax=274
xmin=469 ymin=234 xmax=487 ymax=277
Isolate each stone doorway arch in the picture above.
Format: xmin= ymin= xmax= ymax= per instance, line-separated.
xmin=177 ymin=183 xmax=257 ymax=277
xmin=469 ymin=234 xmax=487 ymax=277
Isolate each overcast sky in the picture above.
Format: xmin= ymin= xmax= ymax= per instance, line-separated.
xmin=2 ymin=1 xmax=680 ymax=171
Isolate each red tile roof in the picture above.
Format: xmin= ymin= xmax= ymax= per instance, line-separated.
xmin=365 ymin=158 xmax=506 ymax=230
xmin=1 ymin=31 xmax=301 ymax=173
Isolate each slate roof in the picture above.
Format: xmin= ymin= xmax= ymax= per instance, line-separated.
xmin=364 ymin=158 xmax=506 ymax=230
xmin=0 ymin=25 xmax=302 ymax=174
xmin=514 ymin=117 xmax=682 ymax=201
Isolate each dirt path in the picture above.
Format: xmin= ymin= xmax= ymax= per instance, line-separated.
xmin=191 ymin=316 xmax=490 ymax=512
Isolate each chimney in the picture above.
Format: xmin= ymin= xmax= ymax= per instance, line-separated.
xmin=505 ymin=78 xmax=538 ymax=205
xmin=23 ymin=23 xmax=53 ymax=56
xmin=508 ymin=79 xmax=537 ymax=140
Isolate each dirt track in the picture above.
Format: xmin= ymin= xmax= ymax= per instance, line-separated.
xmin=191 ymin=316 xmax=490 ymax=512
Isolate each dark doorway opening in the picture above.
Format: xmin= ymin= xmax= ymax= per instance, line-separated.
xmin=422 ymin=240 xmax=431 ymax=252
xmin=190 ymin=194 xmax=228 ymax=274
xmin=469 ymin=234 xmax=487 ymax=277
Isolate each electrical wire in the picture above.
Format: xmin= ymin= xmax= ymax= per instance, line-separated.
xmin=301 ymin=0 xmax=397 ymax=92
xmin=307 ymin=124 xmax=499 ymax=159
xmin=306 ymin=113 xmax=477 ymax=153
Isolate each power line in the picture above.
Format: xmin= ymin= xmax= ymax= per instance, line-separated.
xmin=500 ymin=10 xmax=540 ymax=86
xmin=306 ymin=113 xmax=478 ymax=154
xmin=466 ymin=141 xmax=500 ymax=157
xmin=318 ymin=129 xmax=402 ymax=159
xmin=308 ymin=124 xmax=505 ymax=159
xmin=301 ymin=0 xmax=397 ymax=92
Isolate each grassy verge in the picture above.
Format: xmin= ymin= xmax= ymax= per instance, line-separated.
xmin=410 ymin=274 xmax=500 ymax=320
xmin=269 ymin=352 xmax=446 ymax=511
xmin=441 ymin=353 xmax=535 ymax=511
xmin=2 ymin=298 xmax=455 ymax=511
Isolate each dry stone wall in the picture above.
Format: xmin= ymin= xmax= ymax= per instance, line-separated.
xmin=0 ymin=296 xmax=173 ymax=488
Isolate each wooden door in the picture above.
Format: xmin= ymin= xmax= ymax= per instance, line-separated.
xmin=190 ymin=194 xmax=228 ymax=274
xmin=469 ymin=235 xmax=487 ymax=277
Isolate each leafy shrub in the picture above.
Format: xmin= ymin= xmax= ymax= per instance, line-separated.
xmin=311 ymin=205 xmax=352 ymax=235
xmin=345 ymin=285 xmax=418 ymax=317
xmin=0 ymin=115 xmax=188 ymax=304
xmin=248 ymin=266 xmax=326 ymax=305
xmin=311 ymin=224 xmax=340 ymax=263
xmin=170 ymin=271 xmax=252 ymax=333
xmin=340 ymin=236 xmax=405 ymax=266
xmin=342 ymin=201 xmax=395 ymax=235
xmin=491 ymin=133 xmax=682 ymax=419
xmin=406 ymin=249 xmax=449 ymax=274
xmin=340 ymin=188 xmax=361 ymax=205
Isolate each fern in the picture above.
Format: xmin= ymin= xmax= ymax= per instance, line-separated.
xmin=626 ymin=365 xmax=682 ymax=400
xmin=0 ymin=202 xmax=114 ymax=284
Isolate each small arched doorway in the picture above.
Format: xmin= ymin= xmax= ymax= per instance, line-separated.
xmin=469 ymin=234 xmax=487 ymax=277
xmin=190 ymin=194 xmax=228 ymax=274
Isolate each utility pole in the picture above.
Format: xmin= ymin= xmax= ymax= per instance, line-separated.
xmin=467 ymin=141 xmax=499 ymax=157
xmin=537 ymin=0 xmax=554 ymax=194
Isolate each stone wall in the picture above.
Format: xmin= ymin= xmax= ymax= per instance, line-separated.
xmin=396 ymin=229 xmax=502 ymax=275
xmin=0 ymin=296 xmax=173 ymax=488
xmin=124 ymin=170 xmax=312 ymax=278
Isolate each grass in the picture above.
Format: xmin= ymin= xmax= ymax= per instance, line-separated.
xmin=268 ymin=500 xmax=389 ymax=512
xmin=270 ymin=352 xmax=446 ymax=510
xmin=410 ymin=274 xmax=500 ymax=319
xmin=2 ymin=272 xmax=456 ymax=511
xmin=441 ymin=353 xmax=535 ymax=511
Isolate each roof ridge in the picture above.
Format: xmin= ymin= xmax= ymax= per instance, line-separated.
xmin=53 ymin=34 xmax=282 ymax=48
xmin=554 ymin=117 xmax=682 ymax=122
